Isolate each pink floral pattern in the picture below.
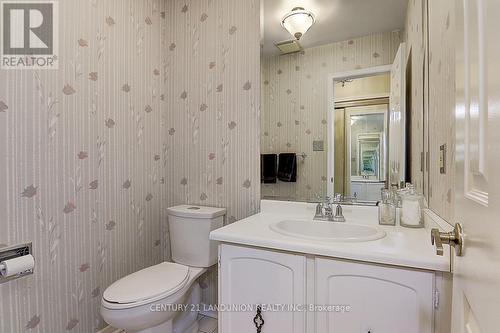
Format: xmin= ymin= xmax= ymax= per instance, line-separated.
xmin=0 ymin=0 xmax=170 ymax=331
xmin=0 ymin=0 xmax=260 ymax=331
xmin=261 ymin=31 xmax=401 ymax=200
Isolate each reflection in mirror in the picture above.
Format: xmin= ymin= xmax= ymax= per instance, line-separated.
xmin=335 ymin=99 xmax=388 ymax=202
xmin=260 ymin=0 xmax=410 ymax=204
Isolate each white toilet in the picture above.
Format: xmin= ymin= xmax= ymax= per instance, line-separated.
xmin=101 ymin=205 xmax=226 ymax=333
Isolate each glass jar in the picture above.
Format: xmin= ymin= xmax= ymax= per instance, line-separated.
xmin=400 ymin=184 xmax=425 ymax=228
xmin=378 ymin=189 xmax=396 ymax=226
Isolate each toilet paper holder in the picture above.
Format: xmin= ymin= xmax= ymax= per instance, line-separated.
xmin=0 ymin=242 xmax=33 ymax=284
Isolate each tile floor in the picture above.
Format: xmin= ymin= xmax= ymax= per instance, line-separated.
xmin=197 ymin=315 xmax=218 ymax=333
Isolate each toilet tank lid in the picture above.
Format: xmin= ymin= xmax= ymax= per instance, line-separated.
xmin=167 ymin=205 xmax=226 ymax=219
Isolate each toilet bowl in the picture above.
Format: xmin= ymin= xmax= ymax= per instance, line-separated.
xmin=101 ymin=263 xmax=205 ymax=333
xmin=101 ymin=205 xmax=226 ymax=333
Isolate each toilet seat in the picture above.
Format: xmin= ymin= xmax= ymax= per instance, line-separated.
xmin=102 ymin=262 xmax=190 ymax=310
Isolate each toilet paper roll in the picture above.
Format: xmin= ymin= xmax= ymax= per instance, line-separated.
xmin=0 ymin=254 xmax=35 ymax=278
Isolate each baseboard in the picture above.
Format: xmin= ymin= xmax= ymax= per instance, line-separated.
xmin=97 ymin=326 xmax=123 ymax=333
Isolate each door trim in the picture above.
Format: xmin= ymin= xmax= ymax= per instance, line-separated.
xmin=327 ymin=65 xmax=392 ymax=197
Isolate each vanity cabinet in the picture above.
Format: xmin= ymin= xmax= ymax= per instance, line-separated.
xmin=350 ymin=181 xmax=386 ymax=201
xmin=315 ymin=258 xmax=434 ymax=333
xmin=219 ymin=244 xmax=438 ymax=333
xmin=218 ymin=244 xmax=307 ymax=333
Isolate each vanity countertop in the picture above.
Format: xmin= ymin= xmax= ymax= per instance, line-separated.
xmin=210 ymin=200 xmax=452 ymax=272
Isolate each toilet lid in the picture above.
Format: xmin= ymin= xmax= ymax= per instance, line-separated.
xmin=103 ymin=262 xmax=189 ymax=304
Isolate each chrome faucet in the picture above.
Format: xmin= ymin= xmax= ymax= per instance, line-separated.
xmin=314 ymin=196 xmax=332 ymax=221
xmin=314 ymin=194 xmax=345 ymax=222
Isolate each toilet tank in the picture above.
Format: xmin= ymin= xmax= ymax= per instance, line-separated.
xmin=167 ymin=205 xmax=226 ymax=267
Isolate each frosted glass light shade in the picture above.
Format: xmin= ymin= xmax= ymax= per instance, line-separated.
xmin=281 ymin=7 xmax=315 ymax=40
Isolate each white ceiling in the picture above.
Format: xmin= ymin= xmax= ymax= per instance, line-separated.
xmin=262 ymin=0 xmax=408 ymax=57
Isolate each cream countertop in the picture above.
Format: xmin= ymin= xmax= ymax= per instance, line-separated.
xmin=210 ymin=200 xmax=452 ymax=272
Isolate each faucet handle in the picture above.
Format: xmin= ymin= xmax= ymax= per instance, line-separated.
xmin=332 ymin=203 xmax=346 ymax=222
xmin=315 ymin=201 xmax=325 ymax=211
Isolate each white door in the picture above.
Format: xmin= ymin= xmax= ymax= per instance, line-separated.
xmin=452 ymin=0 xmax=500 ymax=332
xmin=218 ymin=244 xmax=306 ymax=333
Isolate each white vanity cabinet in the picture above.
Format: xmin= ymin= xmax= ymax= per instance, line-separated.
xmin=219 ymin=244 xmax=439 ymax=333
xmin=315 ymin=258 xmax=434 ymax=333
xmin=350 ymin=181 xmax=386 ymax=201
xmin=218 ymin=244 xmax=307 ymax=333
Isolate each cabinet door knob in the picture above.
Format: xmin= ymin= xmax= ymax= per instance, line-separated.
xmin=253 ymin=306 xmax=265 ymax=333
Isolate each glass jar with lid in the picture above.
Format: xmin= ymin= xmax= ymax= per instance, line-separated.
xmin=378 ymin=189 xmax=396 ymax=226
xmin=399 ymin=184 xmax=425 ymax=228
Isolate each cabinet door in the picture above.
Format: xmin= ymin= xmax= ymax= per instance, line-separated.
xmin=315 ymin=258 xmax=434 ymax=333
xmin=219 ymin=244 xmax=306 ymax=333
xmin=350 ymin=182 xmax=365 ymax=199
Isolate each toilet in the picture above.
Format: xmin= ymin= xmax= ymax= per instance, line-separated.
xmin=101 ymin=205 xmax=226 ymax=333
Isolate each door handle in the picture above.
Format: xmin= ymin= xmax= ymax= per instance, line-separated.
xmin=431 ymin=228 xmax=444 ymax=255
xmin=431 ymin=223 xmax=464 ymax=256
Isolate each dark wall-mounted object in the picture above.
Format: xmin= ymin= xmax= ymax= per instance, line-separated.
xmin=261 ymin=154 xmax=277 ymax=183
xmin=277 ymin=153 xmax=297 ymax=182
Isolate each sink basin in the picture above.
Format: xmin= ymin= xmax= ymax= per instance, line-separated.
xmin=269 ymin=220 xmax=386 ymax=242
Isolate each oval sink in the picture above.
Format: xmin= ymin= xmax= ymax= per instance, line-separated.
xmin=269 ymin=220 xmax=386 ymax=242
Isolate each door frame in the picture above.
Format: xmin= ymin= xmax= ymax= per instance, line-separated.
xmin=327 ymin=65 xmax=392 ymax=197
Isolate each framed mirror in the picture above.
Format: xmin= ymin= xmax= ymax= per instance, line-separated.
xmin=260 ymin=0 xmax=418 ymax=203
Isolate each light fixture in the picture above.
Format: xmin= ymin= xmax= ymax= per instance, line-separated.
xmin=281 ymin=7 xmax=316 ymax=40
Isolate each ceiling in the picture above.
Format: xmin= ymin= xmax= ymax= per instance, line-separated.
xmin=262 ymin=0 xmax=408 ymax=57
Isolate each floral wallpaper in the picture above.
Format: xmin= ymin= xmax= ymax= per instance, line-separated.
xmin=261 ymin=31 xmax=401 ymax=201
xmin=427 ymin=0 xmax=455 ymax=223
xmin=399 ymin=0 xmax=456 ymax=223
xmin=163 ymin=0 xmax=261 ymax=306
xmin=405 ymin=0 xmax=426 ymax=195
xmin=0 ymin=0 xmax=260 ymax=331
xmin=164 ymin=0 xmax=260 ymax=234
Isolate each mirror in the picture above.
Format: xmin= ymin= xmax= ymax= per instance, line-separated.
xmin=334 ymin=81 xmax=389 ymax=202
xmin=261 ymin=0 xmax=413 ymax=203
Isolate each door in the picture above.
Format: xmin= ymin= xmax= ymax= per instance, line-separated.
xmin=315 ymin=258 xmax=434 ymax=333
xmin=389 ymin=43 xmax=406 ymax=187
xmin=452 ymin=0 xmax=500 ymax=332
xmin=218 ymin=244 xmax=306 ymax=333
